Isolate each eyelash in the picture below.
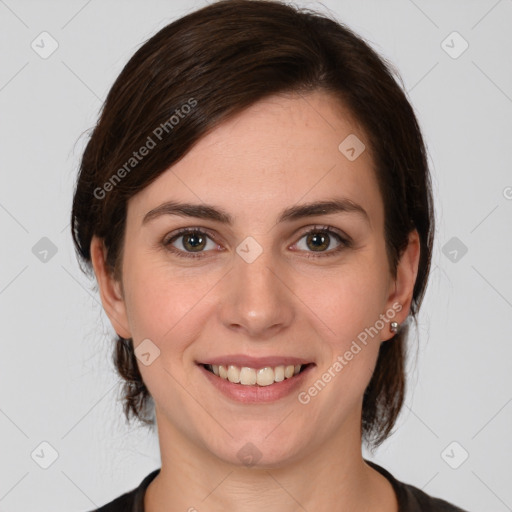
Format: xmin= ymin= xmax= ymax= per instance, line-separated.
xmin=162 ymin=225 xmax=352 ymax=260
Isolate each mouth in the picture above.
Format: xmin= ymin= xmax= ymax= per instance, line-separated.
xmin=200 ymin=363 xmax=314 ymax=387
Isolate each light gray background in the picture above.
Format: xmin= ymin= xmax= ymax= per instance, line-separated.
xmin=1 ymin=0 xmax=511 ymax=511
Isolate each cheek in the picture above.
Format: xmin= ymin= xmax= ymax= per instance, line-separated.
xmin=120 ymin=257 xmax=216 ymax=404
xmin=306 ymin=262 xmax=390 ymax=344
xmin=121 ymin=251 xmax=220 ymax=348
xmin=298 ymin=254 xmax=391 ymax=404
xmin=301 ymin=271 xmax=388 ymax=407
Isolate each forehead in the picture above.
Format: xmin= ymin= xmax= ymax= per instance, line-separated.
xmin=127 ymin=90 xmax=383 ymax=229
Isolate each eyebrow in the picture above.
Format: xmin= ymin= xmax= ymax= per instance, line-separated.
xmin=142 ymin=197 xmax=370 ymax=226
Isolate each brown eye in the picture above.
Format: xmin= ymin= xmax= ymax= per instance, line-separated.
xmin=164 ymin=228 xmax=218 ymax=258
xmin=305 ymin=231 xmax=331 ymax=252
xmin=293 ymin=226 xmax=351 ymax=258
xmin=180 ymin=232 xmax=207 ymax=252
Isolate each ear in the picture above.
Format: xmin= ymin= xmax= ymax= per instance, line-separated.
xmin=90 ymin=236 xmax=131 ymax=339
xmin=381 ymin=229 xmax=421 ymax=342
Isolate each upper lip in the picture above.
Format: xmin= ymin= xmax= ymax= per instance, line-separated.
xmin=198 ymin=355 xmax=314 ymax=368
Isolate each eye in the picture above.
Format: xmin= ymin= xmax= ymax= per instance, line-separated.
xmin=163 ymin=228 xmax=220 ymax=259
xmin=292 ymin=225 xmax=351 ymax=258
xmin=163 ymin=225 xmax=351 ymax=260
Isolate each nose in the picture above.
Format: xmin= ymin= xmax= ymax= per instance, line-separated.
xmin=218 ymin=245 xmax=295 ymax=339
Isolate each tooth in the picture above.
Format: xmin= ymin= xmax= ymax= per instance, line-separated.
xmin=284 ymin=365 xmax=295 ymax=379
xmin=240 ymin=367 xmax=257 ymax=385
xmin=227 ymin=365 xmax=240 ymax=383
xmin=274 ymin=365 xmax=285 ymax=382
xmin=209 ymin=362 xmax=307 ymax=385
xmin=256 ymin=367 xmax=275 ymax=386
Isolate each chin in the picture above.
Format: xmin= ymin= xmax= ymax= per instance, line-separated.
xmin=205 ymin=429 xmax=306 ymax=469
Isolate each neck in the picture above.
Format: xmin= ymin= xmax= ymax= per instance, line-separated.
xmin=144 ymin=408 xmax=397 ymax=512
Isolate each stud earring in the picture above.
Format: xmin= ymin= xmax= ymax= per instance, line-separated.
xmin=390 ymin=321 xmax=399 ymax=333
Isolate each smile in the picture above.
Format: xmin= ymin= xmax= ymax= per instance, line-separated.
xmin=202 ymin=363 xmax=310 ymax=386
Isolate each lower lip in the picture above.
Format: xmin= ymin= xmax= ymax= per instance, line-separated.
xmin=198 ymin=364 xmax=314 ymax=403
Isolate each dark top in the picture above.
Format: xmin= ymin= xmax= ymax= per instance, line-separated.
xmin=89 ymin=460 xmax=469 ymax=511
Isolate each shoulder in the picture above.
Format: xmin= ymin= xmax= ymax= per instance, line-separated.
xmin=398 ymin=480 xmax=470 ymax=511
xmin=83 ymin=468 xmax=161 ymax=512
xmin=93 ymin=491 xmax=137 ymax=512
xmin=365 ymin=459 xmax=470 ymax=512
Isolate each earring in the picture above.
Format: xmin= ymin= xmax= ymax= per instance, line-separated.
xmin=390 ymin=321 xmax=399 ymax=333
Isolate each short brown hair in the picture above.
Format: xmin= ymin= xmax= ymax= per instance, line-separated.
xmin=71 ymin=0 xmax=434 ymax=449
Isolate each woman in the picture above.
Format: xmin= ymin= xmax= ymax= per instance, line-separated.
xmin=71 ymin=1 xmax=469 ymax=510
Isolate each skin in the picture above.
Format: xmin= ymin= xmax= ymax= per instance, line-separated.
xmin=91 ymin=90 xmax=420 ymax=512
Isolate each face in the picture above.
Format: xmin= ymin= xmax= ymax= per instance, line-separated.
xmin=92 ymin=90 xmax=419 ymax=468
